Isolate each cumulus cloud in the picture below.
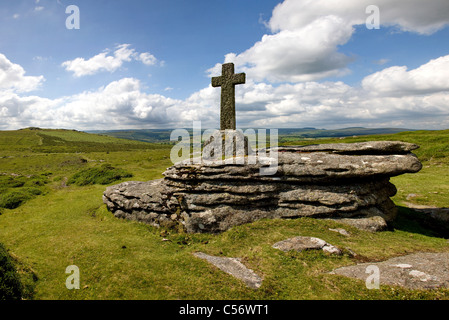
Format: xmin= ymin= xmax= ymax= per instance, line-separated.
xmin=221 ymin=15 xmax=354 ymax=82
xmin=0 ymin=75 xmax=219 ymax=130
xmin=362 ymin=55 xmax=449 ymax=96
xmin=2 ymin=71 xmax=449 ymax=131
xmin=231 ymin=80 xmax=449 ymax=130
xmin=136 ymin=52 xmax=158 ymax=66
xmin=2 ymin=50 xmax=449 ymax=131
xmin=0 ymin=54 xmax=45 ymax=93
xmin=58 ymin=78 xmax=173 ymax=126
xmin=0 ymin=91 xmax=62 ymax=129
xmin=215 ymin=0 xmax=449 ymax=83
xmin=62 ymin=44 xmax=158 ymax=77
xmin=268 ymin=0 xmax=449 ymax=35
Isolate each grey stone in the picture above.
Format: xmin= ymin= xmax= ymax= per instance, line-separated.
xmin=273 ymin=141 xmax=419 ymax=155
xmin=329 ymin=228 xmax=350 ymax=236
xmin=273 ymin=237 xmax=327 ymax=251
xmin=164 ymin=149 xmax=422 ymax=183
xmin=322 ymin=244 xmax=342 ymax=255
xmin=330 ymin=252 xmax=449 ymax=289
xmin=272 ymin=236 xmax=342 ymax=255
xmin=193 ymin=252 xmax=262 ymax=289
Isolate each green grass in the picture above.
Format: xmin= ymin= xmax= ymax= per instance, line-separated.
xmin=67 ymin=164 xmax=133 ymax=186
xmin=0 ymin=128 xmax=168 ymax=154
xmin=1 ymin=189 xmax=447 ymax=300
xmin=0 ymin=128 xmax=448 ymax=300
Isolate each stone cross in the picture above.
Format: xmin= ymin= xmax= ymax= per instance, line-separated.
xmin=211 ymin=63 xmax=246 ymax=130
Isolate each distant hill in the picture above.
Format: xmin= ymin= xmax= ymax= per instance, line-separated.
xmin=0 ymin=128 xmax=167 ymax=153
xmin=88 ymin=129 xmax=175 ymax=144
xmin=88 ymin=127 xmax=415 ymax=143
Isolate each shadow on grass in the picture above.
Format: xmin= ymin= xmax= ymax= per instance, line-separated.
xmin=390 ymin=206 xmax=449 ymax=239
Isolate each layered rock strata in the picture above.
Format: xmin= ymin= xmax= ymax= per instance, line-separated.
xmin=103 ymin=141 xmax=422 ymax=233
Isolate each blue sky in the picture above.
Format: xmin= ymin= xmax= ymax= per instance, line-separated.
xmin=1 ymin=0 xmax=449 ymax=130
xmin=0 ymin=0 xmax=280 ymax=99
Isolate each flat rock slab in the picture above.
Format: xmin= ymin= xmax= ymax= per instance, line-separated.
xmin=274 ymin=141 xmax=419 ymax=155
xmin=193 ymin=252 xmax=263 ymax=289
xmin=272 ymin=236 xmax=342 ymax=255
xmin=330 ymin=252 xmax=449 ymax=289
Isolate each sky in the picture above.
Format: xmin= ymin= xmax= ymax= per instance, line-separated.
xmin=1 ymin=0 xmax=449 ymax=131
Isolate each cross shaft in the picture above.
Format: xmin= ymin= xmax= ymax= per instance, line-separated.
xmin=211 ymin=63 xmax=245 ymax=130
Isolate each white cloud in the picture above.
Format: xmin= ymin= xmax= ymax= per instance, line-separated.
xmin=218 ymin=15 xmax=354 ymax=83
xmin=362 ymin=55 xmax=449 ymax=96
xmin=0 ymin=54 xmax=44 ymax=93
xmin=0 ymin=78 xmax=171 ymax=130
xmin=2 ymin=54 xmax=449 ymax=130
xmin=35 ymin=6 xmax=44 ymax=11
xmin=2 ymin=66 xmax=449 ymax=131
xmin=216 ymin=0 xmax=449 ymax=83
xmin=13 ymin=14 xmax=20 ymax=19
xmin=62 ymin=44 xmax=158 ymax=77
xmin=58 ymin=78 xmax=175 ymax=126
xmin=205 ymin=53 xmax=449 ymax=130
xmin=136 ymin=52 xmax=157 ymax=66
xmin=0 ymin=91 xmax=62 ymax=129
xmin=268 ymin=0 xmax=449 ymax=35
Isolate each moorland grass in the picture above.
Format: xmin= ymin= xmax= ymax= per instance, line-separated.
xmin=0 ymin=128 xmax=448 ymax=300
xmin=67 ymin=164 xmax=133 ymax=186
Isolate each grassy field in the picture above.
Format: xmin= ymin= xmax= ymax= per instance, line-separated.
xmin=0 ymin=128 xmax=448 ymax=300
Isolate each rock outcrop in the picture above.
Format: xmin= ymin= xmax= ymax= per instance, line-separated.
xmin=272 ymin=236 xmax=342 ymax=255
xmin=330 ymin=252 xmax=449 ymax=289
xmin=193 ymin=252 xmax=263 ymax=289
xmin=103 ymin=141 xmax=422 ymax=233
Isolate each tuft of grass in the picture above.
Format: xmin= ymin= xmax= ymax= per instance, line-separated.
xmin=0 ymin=188 xmax=43 ymax=209
xmin=0 ymin=243 xmax=23 ymax=300
xmin=67 ymin=164 xmax=133 ymax=186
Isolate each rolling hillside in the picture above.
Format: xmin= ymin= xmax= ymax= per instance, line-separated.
xmin=88 ymin=127 xmax=415 ymax=144
xmin=0 ymin=127 xmax=448 ymax=300
xmin=0 ymin=127 xmax=167 ymax=153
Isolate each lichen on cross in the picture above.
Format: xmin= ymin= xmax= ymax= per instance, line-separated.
xmin=211 ymin=63 xmax=246 ymax=130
